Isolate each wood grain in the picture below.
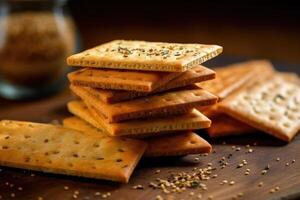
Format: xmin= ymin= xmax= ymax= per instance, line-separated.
xmin=0 ymin=92 xmax=300 ymax=200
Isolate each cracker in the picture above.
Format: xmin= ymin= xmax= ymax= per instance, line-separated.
xmin=68 ymin=68 xmax=181 ymax=92
xmin=207 ymin=114 xmax=254 ymax=138
xmin=145 ymin=131 xmax=212 ymax=156
xmin=82 ymin=65 xmax=215 ymax=103
xmin=197 ymin=60 xmax=275 ymax=99
xmin=0 ymin=120 xmax=147 ymax=183
xmin=67 ymin=40 xmax=223 ymax=72
xmin=218 ymin=75 xmax=300 ymax=142
xmin=67 ymin=100 xmax=212 ymax=137
xmin=70 ymin=85 xmax=217 ymax=123
xmin=63 ymin=117 xmax=211 ymax=157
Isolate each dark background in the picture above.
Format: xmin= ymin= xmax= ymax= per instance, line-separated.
xmin=67 ymin=0 xmax=300 ymax=64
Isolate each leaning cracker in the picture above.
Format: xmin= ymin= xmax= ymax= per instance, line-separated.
xmin=68 ymin=68 xmax=181 ymax=92
xmin=63 ymin=117 xmax=212 ymax=157
xmin=71 ymin=85 xmax=217 ymax=123
xmin=0 ymin=120 xmax=147 ymax=183
xmin=207 ymin=114 xmax=255 ymax=138
xmin=67 ymin=40 xmax=223 ymax=72
xmin=82 ymin=65 xmax=216 ymax=103
xmin=197 ymin=60 xmax=275 ymax=99
xmin=218 ymin=75 xmax=300 ymax=142
xmin=67 ymin=101 xmax=211 ymax=137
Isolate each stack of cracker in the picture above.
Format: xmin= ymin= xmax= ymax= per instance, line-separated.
xmin=198 ymin=60 xmax=300 ymax=142
xmin=61 ymin=40 xmax=222 ymax=181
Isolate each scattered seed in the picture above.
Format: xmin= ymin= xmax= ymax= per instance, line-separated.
xmin=208 ymin=195 xmax=213 ymax=200
xmin=94 ymin=192 xmax=101 ymax=196
xmin=189 ymin=192 xmax=194 ymax=196
xmin=11 ymin=193 xmax=16 ymax=198
xmin=197 ymin=194 xmax=202 ymax=199
xmin=132 ymin=184 xmax=144 ymax=190
xmin=245 ymin=171 xmax=250 ymax=175
xmin=156 ymin=195 xmax=163 ymax=200
xmin=261 ymin=170 xmax=267 ymax=175
xmin=194 ymin=157 xmax=200 ymax=162
xmin=64 ymin=186 xmax=69 ymax=190
xmin=269 ymin=189 xmax=275 ymax=193
xmin=237 ymin=164 xmax=244 ymax=168
xmin=74 ymin=191 xmax=80 ymax=195
xmin=207 ymin=163 xmax=212 ymax=166
xmin=237 ymin=192 xmax=244 ymax=197
xmin=155 ymin=170 xmax=161 ymax=174
xmin=258 ymin=182 xmax=264 ymax=187
xmin=101 ymin=194 xmax=107 ymax=199
xmin=247 ymin=149 xmax=254 ymax=153
xmin=37 ymin=197 xmax=43 ymax=200
xmin=286 ymin=163 xmax=290 ymax=166
xmin=275 ymin=186 xmax=280 ymax=191
xmin=292 ymin=159 xmax=296 ymax=163
xmin=236 ymin=147 xmax=241 ymax=151
xmin=229 ymin=181 xmax=235 ymax=185
xmin=232 ymin=146 xmax=236 ymax=149
xmin=212 ymin=174 xmax=218 ymax=178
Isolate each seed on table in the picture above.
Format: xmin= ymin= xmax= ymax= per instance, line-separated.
xmin=245 ymin=171 xmax=250 ymax=175
xmin=64 ymin=186 xmax=69 ymax=190
xmin=11 ymin=193 xmax=15 ymax=198
xmin=247 ymin=149 xmax=254 ymax=153
xmin=208 ymin=195 xmax=213 ymax=200
xmin=155 ymin=169 xmax=161 ymax=174
xmin=269 ymin=189 xmax=275 ymax=193
xmin=189 ymin=192 xmax=194 ymax=196
xmin=94 ymin=192 xmax=101 ymax=196
xmin=292 ymin=159 xmax=296 ymax=163
xmin=229 ymin=181 xmax=235 ymax=185
xmin=37 ymin=197 xmax=43 ymax=200
xmin=258 ymin=182 xmax=264 ymax=187
xmin=237 ymin=164 xmax=243 ymax=168
xmin=261 ymin=170 xmax=267 ymax=175
xmin=237 ymin=192 xmax=244 ymax=197
xmin=156 ymin=195 xmax=163 ymax=200
xmin=276 ymin=157 xmax=280 ymax=161
xmin=197 ymin=194 xmax=202 ymax=199
xmin=275 ymin=186 xmax=280 ymax=191
xmin=194 ymin=157 xmax=200 ymax=162
xmin=286 ymin=163 xmax=290 ymax=166
xmin=18 ymin=187 xmax=23 ymax=191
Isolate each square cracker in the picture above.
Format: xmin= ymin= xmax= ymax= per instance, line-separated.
xmin=197 ymin=60 xmax=275 ymax=99
xmin=67 ymin=100 xmax=211 ymax=137
xmin=82 ymin=65 xmax=216 ymax=103
xmin=63 ymin=117 xmax=212 ymax=157
xmin=0 ymin=120 xmax=147 ymax=183
xmin=70 ymin=85 xmax=217 ymax=123
xmin=218 ymin=75 xmax=300 ymax=142
xmin=67 ymin=40 xmax=223 ymax=72
xmin=207 ymin=114 xmax=255 ymax=138
xmin=68 ymin=68 xmax=181 ymax=92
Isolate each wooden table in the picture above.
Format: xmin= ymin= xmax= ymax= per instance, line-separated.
xmin=0 ymin=58 xmax=299 ymax=200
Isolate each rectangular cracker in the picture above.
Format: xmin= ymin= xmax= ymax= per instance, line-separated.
xmin=207 ymin=114 xmax=255 ymax=138
xmin=82 ymin=65 xmax=216 ymax=103
xmin=197 ymin=60 xmax=275 ymax=99
xmin=67 ymin=100 xmax=211 ymax=137
xmin=218 ymin=75 xmax=300 ymax=142
xmin=63 ymin=117 xmax=212 ymax=157
xmin=67 ymin=40 xmax=223 ymax=72
xmin=0 ymin=120 xmax=147 ymax=183
xmin=70 ymin=85 xmax=218 ymax=123
xmin=68 ymin=68 xmax=181 ymax=92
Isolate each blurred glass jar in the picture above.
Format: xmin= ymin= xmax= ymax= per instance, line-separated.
xmin=0 ymin=0 xmax=79 ymax=100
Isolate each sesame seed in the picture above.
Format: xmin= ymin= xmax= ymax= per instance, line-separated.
xmin=232 ymin=146 xmax=236 ymax=149
xmin=73 ymin=195 xmax=78 ymax=199
xmin=245 ymin=171 xmax=250 ymax=175
xmin=18 ymin=187 xmax=23 ymax=191
xmin=102 ymin=194 xmax=107 ymax=199
xmin=74 ymin=191 xmax=79 ymax=195
xmin=207 ymin=163 xmax=212 ymax=166
xmin=11 ymin=193 xmax=15 ymax=198
xmin=237 ymin=164 xmax=244 ymax=168
xmin=275 ymin=186 xmax=280 ymax=191
xmin=237 ymin=192 xmax=244 ymax=197
xmin=37 ymin=197 xmax=43 ymax=200
xmin=194 ymin=157 xmax=200 ymax=162
xmin=229 ymin=181 xmax=235 ymax=185
xmin=156 ymin=195 xmax=163 ymax=200
xmin=236 ymin=147 xmax=241 ymax=151
xmin=270 ymin=189 xmax=275 ymax=193
xmin=197 ymin=194 xmax=202 ymax=199
xmin=208 ymin=195 xmax=213 ymax=200
xmin=258 ymin=182 xmax=264 ymax=187
xmin=292 ymin=159 xmax=296 ymax=163
xmin=286 ymin=163 xmax=290 ymax=166
xmin=276 ymin=157 xmax=280 ymax=161
xmin=212 ymin=174 xmax=218 ymax=178
xmin=64 ymin=186 xmax=69 ymax=190
xmin=261 ymin=170 xmax=267 ymax=175
xmin=246 ymin=145 xmax=250 ymax=148
xmin=189 ymin=192 xmax=194 ymax=196
xmin=248 ymin=149 xmax=254 ymax=153
xmin=155 ymin=169 xmax=161 ymax=174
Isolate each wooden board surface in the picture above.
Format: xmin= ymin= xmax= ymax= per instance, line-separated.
xmin=0 ymin=59 xmax=299 ymax=200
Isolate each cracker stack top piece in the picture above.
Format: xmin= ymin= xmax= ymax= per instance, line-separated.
xmin=67 ymin=40 xmax=223 ymax=72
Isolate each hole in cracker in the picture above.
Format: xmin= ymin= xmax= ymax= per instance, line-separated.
xmin=45 ymin=152 xmax=49 ymax=156
xmin=116 ymin=159 xmax=123 ymax=162
xmin=190 ymin=140 xmax=196 ymax=144
xmin=92 ymin=166 xmax=97 ymax=170
xmin=4 ymin=136 xmax=10 ymax=140
xmin=74 ymin=141 xmax=80 ymax=145
xmin=193 ymin=92 xmax=203 ymax=97
xmin=2 ymin=145 xmax=9 ymax=149
xmin=118 ymin=148 xmax=125 ymax=152
xmin=48 ymin=160 xmax=52 ymax=164
xmin=24 ymin=135 xmax=31 ymax=139
xmin=24 ymin=157 xmax=30 ymax=163
xmin=68 ymin=163 xmax=74 ymax=167
xmin=95 ymin=157 xmax=104 ymax=160
xmin=269 ymin=116 xmax=276 ymax=121
xmin=44 ymin=139 xmax=49 ymax=143
xmin=122 ymin=165 xmax=128 ymax=168
xmin=93 ymin=143 xmax=100 ymax=148
xmin=72 ymin=153 xmax=79 ymax=158
xmin=52 ymin=150 xmax=60 ymax=155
